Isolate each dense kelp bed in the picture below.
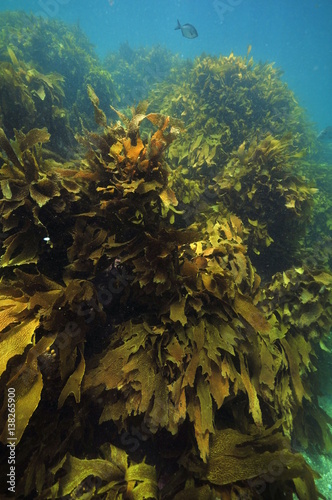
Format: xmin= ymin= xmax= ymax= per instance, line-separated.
xmin=0 ymin=13 xmax=332 ymax=500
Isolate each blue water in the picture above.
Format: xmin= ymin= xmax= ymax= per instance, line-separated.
xmin=1 ymin=0 xmax=331 ymax=132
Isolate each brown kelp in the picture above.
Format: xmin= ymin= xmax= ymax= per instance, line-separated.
xmin=149 ymin=53 xmax=319 ymax=274
xmin=0 ymin=14 xmax=332 ymax=499
xmin=0 ymin=51 xmax=74 ymax=156
xmin=152 ymin=52 xmax=316 ymax=174
xmin=0 ymin=12 xmax=116 ymax=132
xmin=104 ymin=44 xmax=190 ymax=109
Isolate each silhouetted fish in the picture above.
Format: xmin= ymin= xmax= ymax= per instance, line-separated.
xmin=317 ymin=126 xmax=332 ymax=142
xmin=175 ymin=19 xmax=198 ymax=39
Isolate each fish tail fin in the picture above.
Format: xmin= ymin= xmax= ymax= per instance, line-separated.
xmin=175 ymin=19 xmax=181 ymax=30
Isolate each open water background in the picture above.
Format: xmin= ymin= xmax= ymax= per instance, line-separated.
xmin=1 ymin=0 xmax=331 ymax=132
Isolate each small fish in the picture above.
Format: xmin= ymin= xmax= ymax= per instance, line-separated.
xmin=175 ymin=19 xmax=198 ymax=39
xmin=317 ymin=126 xmax=332 ymax=142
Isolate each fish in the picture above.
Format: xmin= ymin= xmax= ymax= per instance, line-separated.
xmin=317 ymin=126 xmax=332 ymax=142
xmin=175 ymin=19 xmax=198 ymax=39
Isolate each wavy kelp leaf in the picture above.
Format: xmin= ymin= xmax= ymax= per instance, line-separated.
xmin=0 ymin=335 xmax=55 ymax=444
xmin=170 ymin=295 xmax=187 ymax=326
xmin=17 ymin=148 xmax=40 ymax=183
xmin=0 ymin=225 xmax=40 ymax=266
xmin=0 ymin=294 xmax=28 ymax=332
xmin=29 ymin=178 xmax=61 ymax=207
xmin=0 ymin=179 xmax=13 ymax=199
xmin=67 ymin=219 xmax=108 ymax=267
xmin=203 ymin=426 xmax=288 ymax=485
xmin=123 ymin=136 xmax=144 ymax=163
xmin=258 ymin=340 xmax=279 ymax=391
xmin=49 ymin=454 xmax=123 ymax=497
xmin=187 ymin=373 xmax=214 ymax=462
xmin=58 ymin=347 xmax=86 ymax=408
xmin=293 ymin=474 xmax=322 ymax=500
xmin=134 ymin=100 xmax=149 ymax=116
xmin=288 ymin=334 xmax=312 ymax=370
xmin=7 ymin=46 xmax=19 ymax=66
xmin=159 ymin=187 xmax=178 ymax=208
xmin=209 ymin=362 xmax=230 ymax=408
xmin=86 ymin=324 xmax=168 ymax=431
xmin=44 ymin=444 xmax=158 ymax=499
xmin=14 ymin=268 xmax=64 ymax=294
xmin=173 ymin=484 xmax=244 ymax=500
xmin=16 ymin=127 xmax=50 ymax=152
xmin=134 ymin=179 xmax=163 ymax=195
xmin=109 ymin=140 xmax=123 ymax=157
xmin=57 ymin=343 xmax=79 ymax=383
xmin=101 ymin=442 xmax=128 ymax=472
xmin=0 ymin=316 xmax=38 ymax=378
xmin=313 ymin=272 xmax=332 ymax=286
xmin=257 ymin=265 xmax=332 ymax=443
xmin=280 ymin=338 xmax=310 ymax=405
xmin=87 ymin=84 xmax=107 ymax=127
xmin=148 ymin=120 xmax=180 ymax=157
xmin=83 ymin=321 xmax=150 ymax=391
xmin=0 ymin=127 xmax=22 ymax=169
xmin=27 ymin=69 xmax=65 ymax=97
xmin=297 ymin=302 xmax=324 ymax=328
xmin=28 ymin=289 xmax=63 ymax=312
xmin=239 ymin=353 xmax=263 ymax=426
xmin=125 ymin=462 xmax=158 ymax=499
xmin=110 ymin=104 xmax=130 ymax=127
xmin=121 ymin=350 xmax=165 ymax=416
xmin=199 ymin=425 xmax=320 ymax=499
xmin=23 ymin=452 xmax=47 ymax=497
xmin=0 ymin=179 xmax=29 ymax=203
xmin=34 ymin=85 xmax=46 ymax=100
xmin=146 ymin=112 xmax=184 ymax=131
xmin=145 ymin=113 xmax=169 ymax=129
xmin=233 ymin=292 xmax=270 ymax=333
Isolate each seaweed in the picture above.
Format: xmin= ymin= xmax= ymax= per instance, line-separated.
xmin=0 ymin=12 xmax=117 ymax=133
xmin=0 ymin=51 xmax=75 ymax=156
xmin=148 ymin=53 xmax=319 ymax=276
xmin=104 ymin=44 xmax=189 ymax=110
xmin=0 ymin=13 xmax=331 ymax=500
